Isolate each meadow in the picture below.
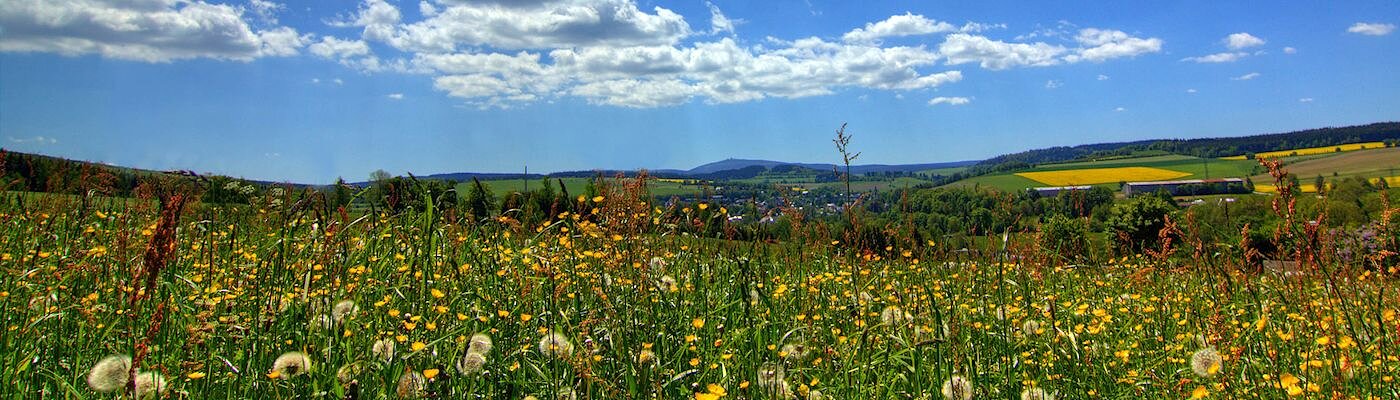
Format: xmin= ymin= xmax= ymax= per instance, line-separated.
xmin=2 ymin=179 xmax=1398 ymax=400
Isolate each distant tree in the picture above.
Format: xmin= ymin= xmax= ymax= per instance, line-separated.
xmin=331 ymin=177 xmax=352 ymax=210
xmin=1105 ymin=195 xmax=1177 ymax=251
xmin=1039 ymin=214 xmax=1090 ymax=263
xmin=465 ymin=177 xmax=495 ymax=221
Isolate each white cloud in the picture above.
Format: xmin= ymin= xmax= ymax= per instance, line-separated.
xmin=939 ymin=33 xmax=1066 ymax=70
xmin=0 ymin=0 xmax=309 ymax=62
xmin=6 ymin=135 xmax=58 ymax=144
xmin=311 ymin=78 xmax=321 ymax=84
xmin=1114 ymin=107 xmax=1125 ymax=112
xmin=843 ymin=13 xmax=956 ymax=44
xmin=368 ymin=0 xmax=692 ymax=52
xmin=1097 ymin=74 xmax=1109 ymax=80
xmin=1232 ymin=72 xmax=1261 ymax=81
xmin=1283 ymin=46 xmax=1297 ymax=54
xmin=387 ymin=93 xmax=405 ymax=100
xmin=333 ymin=78 xmax=344 ymax=85
xmin=1045 ymin=79 xmax=1063 ymax=89
xmin=1224 ymin=32 xmax=1265 ymax=50
xmin=310 ymin=36 xmax=371 ymax=59
xmin=706 ymin=2 xmax=737 ymax=36
xmin=928 ymin=96 xmax=971 ymax=106
xmin=1181 ymin=52 xmax=1248 ymax=63
xmin=1186 ymin=88 xmax=1197 ymax=93
xmin=1298 ymin=97 xmax=1313 ymax=103
xmin=1067 ymin=28 xmax=1162 ymax=62
xmin=301 ymin=3 xmax=1162 ymax=108
xmin=249 ymin=0 xmax=284 ymax=24
xmin=1348 ymin=22 xmax=1396 ymax=36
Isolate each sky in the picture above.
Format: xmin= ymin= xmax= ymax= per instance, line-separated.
xmin=1 ymin=0 xmax=1398 ymax=184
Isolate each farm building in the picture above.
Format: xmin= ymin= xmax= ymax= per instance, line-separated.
xmin=1123 ymin=178 xmax=1247 ymax=196
xmin=1028 ymin=185 xmax=1093 ymax=197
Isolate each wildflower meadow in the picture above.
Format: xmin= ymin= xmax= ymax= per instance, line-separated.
xmin=1 ymin=172 xmax=1398 ymax=399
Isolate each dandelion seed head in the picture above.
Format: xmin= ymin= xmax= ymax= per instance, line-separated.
xmin=134 ymin=371 xmax=165 ymax=400
xmin=1021 ymin=387 xmax=1053 ymax=400
xmin=373 ymin=339 xmax=396 ymax=363
xmin=1191 ymin=347 xmax=1223 ymax=377
xmin=332 ymin=300 xmax=358 ymax=323
xmin=468 ymin=333 xmax=493 ymax=355
xmin=337 ymin=363 xmax=362 ymax=385
xmin=272 ymin=351 xmax=311 ymax=379
xmin=396 ymin=371 xmax=426 ymax=398
xmin=942 ymin=375 xmax=973 ymax=400
xmin=881 ymin=305 xmax=909 ymax=326
xmin=1022 ymin=320 xmax=1042 ymax=336
xmin=456 ymin=351 xmax=487 ymax=375
xmin=756 ymin=362 xmax=785 ymax=388
xmin=85 ymin=354 xmax=132 ymax=393
xmin=538 ymin=331 xmax=574 ymax=359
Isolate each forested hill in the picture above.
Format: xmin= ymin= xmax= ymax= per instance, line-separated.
xmin=976 ymin=122 xmax=1400 ymax=170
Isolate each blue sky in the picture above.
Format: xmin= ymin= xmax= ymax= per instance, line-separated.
xmin=1 ymin=0 xmax=1397 ymax=184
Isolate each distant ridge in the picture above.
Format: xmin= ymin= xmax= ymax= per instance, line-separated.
xmin=686 ymin=158 xmax=978 ymax=175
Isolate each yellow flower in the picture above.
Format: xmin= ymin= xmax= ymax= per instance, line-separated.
xmin=520 ymin=313 xmax=532 ymax=322
xmin=692 ymin=318 xmax=705 ymax=329
xmin=411 ymin=341 xmax=426 ymax=352
xmin=187 ymin=372 xmax=206 ymax=380
xmin=423 ymin=368 xmax=439 ymax=379
xmin=430 ymin=289 xmax=445 ymax=299
xmin=1191 ymin=386 xmax=1209 ymax=399
xmin=695 ymin=383 xmax=726 ymax=400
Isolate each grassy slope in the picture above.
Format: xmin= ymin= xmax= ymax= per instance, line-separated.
xmin=1252 ymin=146 xmax=1400 ymax=182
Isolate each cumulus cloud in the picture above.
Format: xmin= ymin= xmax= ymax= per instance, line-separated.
xmin=0 ymin=0 xmax=309 ymax=62
xmin=939 ymin=33 xmax=1066 ymax=69
xmin=304 ymin=3 xmax=1160 ymax=108
xmin=1348 ymin=22 xmax=1396 ymax=36
xmin=387 ymin=93 xmax=405 ymax=100
xmin=1044 ymin=79 xmax=1063 ymax=89
xmin=1298 ymin=97 xmax=1313 ymax=102
xmin=1066 ymin=28 xmax=1162 ymax=62
xmin=1097 ymin=74 xmax=1109 ymax=80
xmin=1224 ymin=32 xmax=1265 ymax=50
xmin=928 ymin=96 xmax=970 ymax=106
xmin=843 ymin=13 xmax=956 ymax=43
xmin=1232 ymin=72 xmax=1261 ymax=81
xmin=1283 ymin=46 xmax=1297 ymax=54
xmin=1186 ymin=88 xmax=1197 ymax=93
xmin=1181 ymin=52 xmax=1248 ymax=63
xmin=706 ymin=2 xmax=737 ymax=35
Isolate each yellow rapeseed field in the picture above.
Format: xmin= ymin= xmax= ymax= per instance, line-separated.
xmin=1016 ymin=166 xmax=1191 ymax=186
xmin=1255 ymin=176 xmax=1400 ymax=193
xmin=1222 ymin=141 xmax=1386 ymax=160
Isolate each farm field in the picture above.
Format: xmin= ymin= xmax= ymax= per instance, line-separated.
xmin=3 ymin=192 xmax=1398 ymax=398
xmin=1016 ymin=166 xmax=1191 ymax=186
xmin=1222 ymin=142 xmax=1387 ymax=160
xmin=950 ymin=155 xmax=1259 ymax=192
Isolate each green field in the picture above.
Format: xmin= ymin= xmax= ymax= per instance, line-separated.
xmin=950 ymin=155 xmax=1261 ymax=192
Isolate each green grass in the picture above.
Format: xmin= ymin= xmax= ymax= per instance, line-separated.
xmin=454 ymin=177 xmax=700 ymax=200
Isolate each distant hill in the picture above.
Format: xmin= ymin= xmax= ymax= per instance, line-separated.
xmin=687 ymin=158 xmax=978 ymax=175
xmin=976 ymin=122 xmax=1400 ymax=170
